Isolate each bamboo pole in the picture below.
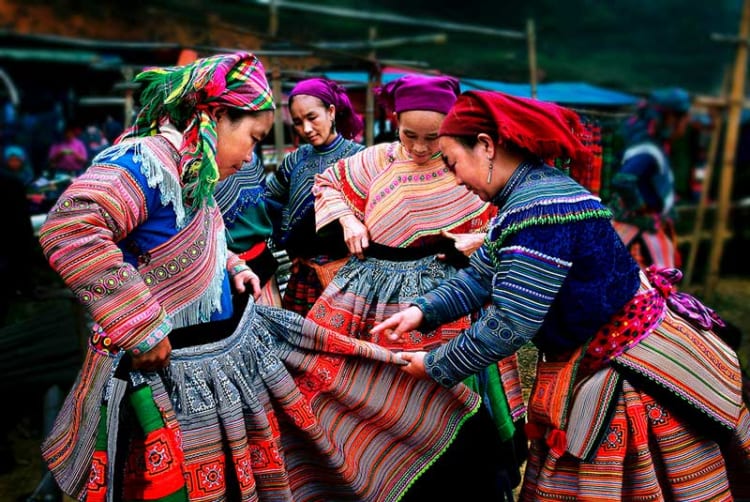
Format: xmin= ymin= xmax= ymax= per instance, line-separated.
xmin=269 ymin=0 xmax=286 ymax=169
xmin=527 ymin=19 xmax=538 ymax=99
xmin=683 ymin=106 xmax=724 ymax=286
xmin=365 ymin=26 xmax=377 ymax=147
xmin=703 ymin=0 xmax=750 ymax=301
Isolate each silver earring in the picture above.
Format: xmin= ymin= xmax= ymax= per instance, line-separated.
xmin=486 ymin=158 xmax=494 ymax=184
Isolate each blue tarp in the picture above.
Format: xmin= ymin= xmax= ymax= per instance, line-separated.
xmin=321 ymin=70 xmax=639 ymax=108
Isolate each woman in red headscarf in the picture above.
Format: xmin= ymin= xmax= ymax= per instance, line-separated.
xmin=373 ymin=90 xmax=750 ymax=500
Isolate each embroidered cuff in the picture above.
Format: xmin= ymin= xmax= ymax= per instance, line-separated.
xmin=129 ymin=318 xmax=173 ymax=356
xmin=226 ymin=252 xmax=248 ymax=276
xmin=411 ymin=297 xmax=440 ymax=332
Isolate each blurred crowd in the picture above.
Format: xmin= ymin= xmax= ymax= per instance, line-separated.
xmin=0 ymin=98 xmax=123 ymax=216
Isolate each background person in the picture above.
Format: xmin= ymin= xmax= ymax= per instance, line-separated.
xmin=46 ymin=122 xmax=88 ymax=177
xmin=610 ymin=87 xmax=691 ymax=269
xmin=215 ymin=150 xmax=282 ymax=306
xmin=372 ymin=89 xmax=750 ymax=501
xmin=264 ymin=77 xmax=365 ymax=315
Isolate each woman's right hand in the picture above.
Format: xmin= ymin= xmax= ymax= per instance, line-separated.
xmin=339 ymin=214 xmax=370 ymax=259
xmin=370 ymin=306 xmax=424 ymax=341
xmin=130 ymin=337 xmax=172 ymax=371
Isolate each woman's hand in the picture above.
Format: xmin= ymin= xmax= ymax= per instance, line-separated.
xmin=442 ymin=230 xmax=485 ymax=257
xmin=339 ymin=214 xmax=370 ymax=259
xmin=131 ymin=337 xmax=172 ymax=371
xmin=233 ymin=268 xmax=262 ymax=300
xmin=394 ymin=351 xmax=428 ymax=379
xmin=370 ymin=306 xmax=424 ymax=341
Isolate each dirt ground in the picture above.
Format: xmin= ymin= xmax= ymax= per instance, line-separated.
xmin=1 ymin=275 xmax=748 ymax=502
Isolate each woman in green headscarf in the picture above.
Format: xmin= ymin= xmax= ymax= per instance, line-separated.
xmin=38 ymin=52 xmax=480 ymax=502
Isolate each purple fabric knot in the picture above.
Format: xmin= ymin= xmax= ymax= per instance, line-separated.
xmin=646 ymin=266 xmax=725 ymax=331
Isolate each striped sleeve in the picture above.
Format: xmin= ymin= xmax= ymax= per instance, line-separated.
xmin=313 ymin=143 xmax=389 ymax=230
xmin=38 ymin=163 xmax=170 ymax=353
xmin=425 ymin=245 xmax=571 ymax=387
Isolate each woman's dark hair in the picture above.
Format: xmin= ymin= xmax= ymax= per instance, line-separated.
xmin=224 ymin=107 xmax=272 ymax=122
xmin=452 ymin=132 xmax=528 ymax=158
xmin=288 ymin=94 xmax=330 ymax=110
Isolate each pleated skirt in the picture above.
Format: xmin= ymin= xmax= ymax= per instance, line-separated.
xmin=132 ymin=302 xmax=480 ymax=501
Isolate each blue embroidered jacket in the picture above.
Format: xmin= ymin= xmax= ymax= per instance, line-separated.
xmin=415 ymin=162 xmax=641 ymax=387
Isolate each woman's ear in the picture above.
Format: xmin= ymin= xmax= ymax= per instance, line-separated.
xmin=477 ymin=133 xmax=495 ymax=158
xmin=214 ymin=107 xmax=228 ymax=121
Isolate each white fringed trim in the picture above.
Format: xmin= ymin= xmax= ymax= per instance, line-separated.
xmin=96 ymin=140 xmax=187 ymax=229
xmin=170 ymin=221 xmax=228 ymax=328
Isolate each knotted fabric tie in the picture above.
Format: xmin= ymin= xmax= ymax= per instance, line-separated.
xmin=645 ymin=265 xmax=725 ymax=331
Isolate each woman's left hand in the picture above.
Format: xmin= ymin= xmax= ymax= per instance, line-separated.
xmin=131 ymin=337 xmax=172 ymax=371
xmin=394 ymin=351 xmax=428 ymax=379
xmin=233 ymin=268 xmax=262 ymax=300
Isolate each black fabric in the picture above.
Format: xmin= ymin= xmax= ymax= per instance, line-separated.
xmin=244 ymin=245 xmax=278 ymax=288
xmin=401 ymin=405 xmax=525 ymax=501
xmin=365 ymin=240 xmax=470 ymax=268
xmin=168 ymin=291 xmax=250 ymax=350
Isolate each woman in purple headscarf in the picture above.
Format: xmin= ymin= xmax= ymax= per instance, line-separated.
xmin=309 ymin=74 xmax=526 ymax=501
xmin=264 ymin=77 xmax=365 ymax=316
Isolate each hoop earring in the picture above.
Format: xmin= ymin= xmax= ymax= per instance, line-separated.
xmin=486 ymin=158 xmax=494 ymax=184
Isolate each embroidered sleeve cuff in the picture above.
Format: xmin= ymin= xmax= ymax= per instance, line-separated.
xmin=128 ymin=317 xmax=173 ymax=355
xmin=411 ymin=297 xmax=441 ymax=332
xmin=226 ymin=252 xmax=248 ymax=276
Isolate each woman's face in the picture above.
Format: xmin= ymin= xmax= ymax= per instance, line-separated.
xmin=290 ymin=95 xmax=336 ymax=147
xmin=397 ymin=110 xmax=444 ymax=165
xmin=215 ymin=110 xmax=274 ymax=180
xmin=439 ymin=136 xmax=494 ymax=201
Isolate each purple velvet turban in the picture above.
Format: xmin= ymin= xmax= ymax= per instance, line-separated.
xmin=376 ymin=74 xmax=461 ymax=115
xmin=288 ymin=78 xmax=364 ymax=140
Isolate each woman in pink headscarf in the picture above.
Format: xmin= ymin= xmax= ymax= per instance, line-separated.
xmin=310 ymin=74 xmax=526 ymax=501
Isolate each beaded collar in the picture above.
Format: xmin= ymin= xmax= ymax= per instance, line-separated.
xmin=491 ymin=159 xmax=538 ymax=208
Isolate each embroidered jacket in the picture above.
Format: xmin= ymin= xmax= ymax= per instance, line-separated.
xmin=414 ymin=162 xmax=641 ymax=387
xmin=264 ymin=135 xmax=364 ymax=258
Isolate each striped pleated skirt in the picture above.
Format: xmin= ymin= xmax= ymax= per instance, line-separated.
xmin=128 ymin=302 xmax=480 ymax=501
xmin=521 ymin=304 xmax=750 ymax=501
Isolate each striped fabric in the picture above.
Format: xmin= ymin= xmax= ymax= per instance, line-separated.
xmin=310 ymin=141 xmax=494 ymax=350
xmin=264 ymin=135 xmax=365 ymax=316
xmin=520 ymin=274 xmax=750 ymax=500
xmin=38 ymin=135 xmax=226 ymax=353
xmin=135 ymin=302 xmax=480 ymax=502
xmin=314 ymin=141 xmax=491 ymax=247
xmin=522 ymin=382 xmax=750 ymax=501
xmin=309 ymin=254 xmax=473 ymax=351
xmin=310 ymin=140 xmax=524 ymax=495
xmin=265 ymin=136 xmax=364 ymax=251
xmin=39 ymin=134 xmax=235 ymax=498
xmin=613 ymin=220 xmax=680 ymax=269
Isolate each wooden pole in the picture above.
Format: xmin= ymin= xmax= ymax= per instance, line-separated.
xmin=122 ymin=68 xmax=134 ymax=129
xmin=527 ymin=18 xmax=538 ymax=99
xmin=703 ymin=0 xmax=750 ymax=301
xmin=269 ymin=0 xmax=286 ymax=169
xmin=365 ymin=26 xmax=377 ymax=147
xmin=683 ymin=105 xmax=724 ymax=286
